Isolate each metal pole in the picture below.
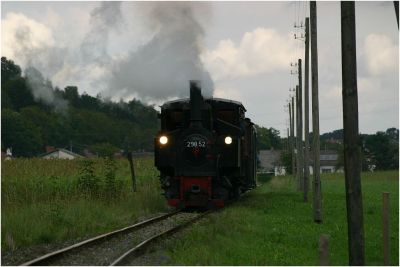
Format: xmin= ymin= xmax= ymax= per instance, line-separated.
xmin=341 ymin=2 xmax=365 ymax=265
xmin=310 ymin=0 xmax=322 ymax=223
xmin=304 ymin=17 xmax=310 ymax=203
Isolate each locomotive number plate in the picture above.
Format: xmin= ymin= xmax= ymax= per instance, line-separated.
xmin=186 ymin=140 xmax=206 ymax=148
xmin=183 ymin=134 xmax=208 ymax=165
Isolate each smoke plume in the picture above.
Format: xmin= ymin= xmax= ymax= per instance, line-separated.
xmin=104 ymin=2 xmax=214 ymax=101
xmin=25 ymin=67 xmax=68 ymax=111
xmin=2 ymin=2 xmax=214 ymax=105
xmin=80 ymin=1 xmax=123 ymax=64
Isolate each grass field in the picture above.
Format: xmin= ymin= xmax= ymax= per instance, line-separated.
xmin=167 ymin=171 xmax=399 ymax=265
xmin=2 ymin=158 xmax=398 ymax=265
xmin=1 ymin=157 xmax=169 ymax=252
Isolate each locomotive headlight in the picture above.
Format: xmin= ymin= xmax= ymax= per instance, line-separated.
xmin=159 ymin=135 xmax=168 ymax=145
xmin=224 ymin=136 xmax=233 ymax=145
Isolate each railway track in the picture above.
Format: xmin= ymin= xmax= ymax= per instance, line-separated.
xmin=20 ymin=210 xmax=212 ymax=266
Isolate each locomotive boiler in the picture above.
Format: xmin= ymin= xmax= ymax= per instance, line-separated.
xmin=154 ymin=81 xmax=257 ymax=208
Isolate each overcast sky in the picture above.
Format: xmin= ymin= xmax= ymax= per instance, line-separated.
xmin=1 ymin=1 xmax=398 ymax=137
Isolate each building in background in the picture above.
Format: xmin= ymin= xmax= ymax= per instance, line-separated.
xmin=258 ymin=149 xmax=343 ymax=176
xmin=40 ymin=148 xmax=84 ymax=160
xmin=310 ymin=150 xmax=343 ymax=174
xmin=258 ymin=149 xmax=286 ymax=176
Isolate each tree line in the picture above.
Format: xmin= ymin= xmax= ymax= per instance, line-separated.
xmin=2 ymin=57 xmax=283 ymax=158
xmin=281 ymin=127 xmax=398 ymax=172
xmin=1 ymin=57 xmax=159 ymax=157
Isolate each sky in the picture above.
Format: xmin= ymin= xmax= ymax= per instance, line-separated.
xmin=1 ymin=1 xmax=399 ymax=137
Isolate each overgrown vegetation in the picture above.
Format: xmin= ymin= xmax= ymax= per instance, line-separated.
xmin=167 ymin=171 xmax=399 ymax=265
xmin=1 ymin=157 xmax=169 ymax=252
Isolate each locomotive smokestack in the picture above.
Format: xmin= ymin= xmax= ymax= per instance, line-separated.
xmin=189 ymin=80 xmax=203 ymax=126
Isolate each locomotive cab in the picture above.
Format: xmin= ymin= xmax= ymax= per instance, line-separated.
xmin=155 ymin=81 xmax=257 ymax=208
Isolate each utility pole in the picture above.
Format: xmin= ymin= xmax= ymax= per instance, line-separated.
xmin=304 ymin=17 xmax=310 ymax=203
xmin=298 ymin=59 xmax=304 ymax=191
xmin=295 ymin=85 xmax=301 ymax=191
xmin=291 ymin=96 xmax=295 ymax=177
xmin=287 ymin=128 xmax=290 ymax=153
xmin=288 ymin=103 xmax=291 ymax=148
xmin=310 ymin=0 xmax=322 ymax=223
xmin=394 ymin=1 xmax=399 ymax=29
xmin=290 ymin=66 xmax=298 ymax=180
xmin=341 ymin=2 xmax=365 ymax=265
xmin=289 ymin=102 xmax=293 ymax=174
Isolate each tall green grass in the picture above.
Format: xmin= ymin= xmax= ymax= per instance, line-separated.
xmin=1 ymin=157 xmax=168 ymax=252
xmin=167 ymin=171 xmax=399 ymax=265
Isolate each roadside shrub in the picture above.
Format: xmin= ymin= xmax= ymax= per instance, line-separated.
xmin=103 ymin=156 xmax=117 ymax=199
xmin=77 ymin=159 xmax=100 ymax=198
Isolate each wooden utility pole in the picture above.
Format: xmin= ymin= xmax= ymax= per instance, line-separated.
xmin=310 ymin=0 xmax=322 ymax=223
xmin=124 ymin=136 xmax=136 ymax=192
xmin=287 ymin=128 xmax=290 ymax=152
xmin=304 ymin=17 xmax=310 ymax=203
xmin=298 ymin=59 xmax=304 ymax=191
xmin=295 ymin=85 xmax=301 ymax=191
xmin=341 ymin=2 xmax=365 ymax=265
xmin=289 ymin=103 xmax=293 ymax=173
xmin=291 ymin=96 xmax=296 ymax=177
xmin=394 ymin=1 xmax=399 ymax=29
xmin=127 ymin=151 xmax=136 ymax=192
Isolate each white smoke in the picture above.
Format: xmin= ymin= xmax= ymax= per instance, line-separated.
xmin=25 ymin=67 xmax=68 ymax=111
xmin=104 ymin=2 xmax=214 ymax=101
xmin=2 ymin=2 xmax=213 ymax=105
xmin=2 ymin=12 xmax=67 ymax=110
xmin=80 ymin=2 xmax=123 ymax=64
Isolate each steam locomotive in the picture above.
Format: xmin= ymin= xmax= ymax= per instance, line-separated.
xmin=154 ymin=81 xmax=257 ymax=208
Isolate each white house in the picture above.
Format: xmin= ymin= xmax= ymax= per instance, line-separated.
xmin=309 ymin=150 xmax=343 ymax=174
xmin=41 ymin=148 xmax=84 ymax=159
xmin=258 ymin=149 xmax=286 ymax=176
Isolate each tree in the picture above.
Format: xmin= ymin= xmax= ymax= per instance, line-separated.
xmin=2 ymin=77 xmax=36 ymax=110
xmin=1 ymin=57 xmax=21 ymax=84
xmin=363 ymin=131 xmax=398 ymax=170
xmin=280 ymin=150 xmax=293 ymax=174
xmin=64 ymin=86 xmax=79 ymax=107
xmin=255 ymin=125 xmax=282 ymax=150
xmin=385 ymin=128 xmax=399 ymax=142
xmin=1 ymin=108 xmax=43 ymax=157
xmin=89 ymin=143 xmax=119 ymax=157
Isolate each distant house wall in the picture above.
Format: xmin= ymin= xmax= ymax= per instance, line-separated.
xmin=258 ymin=149 xmax=281 ymax=171
xmin=309 ymin=150 xmax=343 ymax=174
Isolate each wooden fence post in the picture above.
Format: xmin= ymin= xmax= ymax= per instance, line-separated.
xmin=383 ymin=192 xmax=390 ymax=265
xmin=319 ymin=234 xmax=329 ymax=265
xmin=127 ymin=151 xmax=136 ymax=192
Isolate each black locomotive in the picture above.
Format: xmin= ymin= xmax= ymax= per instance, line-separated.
xmin=155 ymin=81 xmax=257 ymax=208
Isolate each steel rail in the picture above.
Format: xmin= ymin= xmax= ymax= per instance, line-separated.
xmin=110 ymin=210 xmax=213 ymax=266
xmin=20 ymin=210 xmax=180 ymax=266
